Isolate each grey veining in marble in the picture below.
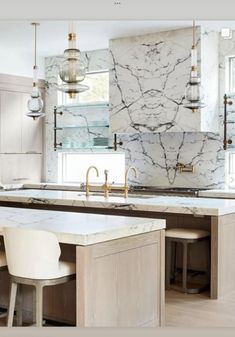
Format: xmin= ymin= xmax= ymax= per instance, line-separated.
xmin=109 ymin=27 xmax=219 ymax=133
xmin=0 ymin=189 xmax=235 ymax=216
xmin=118 ymin=132 xmax=224 ymax=188
xmin=43 ymin=27 xmax=235 ymax=190
xmin=0 ymin=206 xmax=165 ymax=245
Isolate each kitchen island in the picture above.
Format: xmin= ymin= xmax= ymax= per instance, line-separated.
xmin=0 ymin=206 xmax=165 ymax=327
xmin=0 ymin=189 xmax=235 ymax=299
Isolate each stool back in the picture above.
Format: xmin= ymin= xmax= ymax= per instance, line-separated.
xmin=3 ymin=227 xmax=61 ymax=279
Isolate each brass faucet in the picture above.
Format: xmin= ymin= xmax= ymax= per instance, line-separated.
xmin=85 ymin=166 xmax=99 ymax=196
xmin=84 ymin=165 xmax=138 ymax=198
xmin=102 ymin=169 xmax=111 ymax=198
xmin=124 ymin=166 xmax=138 ymax=198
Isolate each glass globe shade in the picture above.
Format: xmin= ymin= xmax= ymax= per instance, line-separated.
xmin=27 ymin=89 xmax=44 ymax=118
xmin=59 ymin=48 xmax=87 ymax=84
xmin=184 ymin=75 xmax=205 ymax=111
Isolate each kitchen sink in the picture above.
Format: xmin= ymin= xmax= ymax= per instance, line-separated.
xmin=77 ymin=192 xmax=153 ymax=199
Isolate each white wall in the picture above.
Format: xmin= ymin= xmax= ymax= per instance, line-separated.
xmin=0 ymin=50 xmax=45 ymax=79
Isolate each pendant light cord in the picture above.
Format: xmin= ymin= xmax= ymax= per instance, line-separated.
xmin=193 ymin=19 xmax=195 ymax=47
xmin=31 ymin=22 xmax=39 ymax=69
xmin=34 ymin=23 xmax=37 ymax=68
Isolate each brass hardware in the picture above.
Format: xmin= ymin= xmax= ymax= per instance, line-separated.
xmin=83 ymin=165 xmax=138 ymax=198
xmin=124 ymin=166 xmax=138 ymax=198
xmin=53 ymin=107 xmax=63 ymax=150
xmin=176 ymin=163 xmax=194 ymax=173
xmin=68 ymin=32 xmax=76 ymax=41
xmin=85 ymin=166 xmax=99 ymax=196
xmin=113 ymin=133 xmax=123 ymax=151
xmin=102 ymin=170 xmax=111 ymax=198
xmin=223 ymin=93 xmax=234 ymax=150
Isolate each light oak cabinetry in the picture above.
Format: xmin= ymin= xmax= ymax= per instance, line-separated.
xmin=0 ymin=154 xmax=42 ymax=184
xmin=0 ymin=74 xmax=44 ymax=184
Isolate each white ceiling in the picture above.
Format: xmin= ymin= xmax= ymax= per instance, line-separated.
xmin=0 ymin=20 xmax=235 ymax=78
xmin=1 ymin=20 xmax=235 ymax=55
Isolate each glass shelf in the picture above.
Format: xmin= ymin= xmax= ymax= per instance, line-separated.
xmin=54 ymin=124 xmax=109 ymax=130
xmin=55 ymin=146 xmax=113 ymax=151
xmin=56 ymin=102 xmax=109 ymax=110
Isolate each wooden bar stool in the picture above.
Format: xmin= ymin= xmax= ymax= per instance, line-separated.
xmin=3 ymin=227 xmax=76 ymax=327
xmin=165 ymin=228 xmax=210 ymax=294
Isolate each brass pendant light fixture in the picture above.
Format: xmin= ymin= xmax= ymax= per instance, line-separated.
xmin=57 ymin=21 xmax=89 ymax=99
xmin=184 ymin=20 xmax=206 ymax=112
xmin=26 ymin=22 xmax=45 ymax=119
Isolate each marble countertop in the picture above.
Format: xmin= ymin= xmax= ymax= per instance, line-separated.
xmin=199 ymin=189 xmax=235 ymax=199
xmin=0 ymin=189 xmax=235 ymax=216
xmin=0 ymin=206 xmax=165 ymax=245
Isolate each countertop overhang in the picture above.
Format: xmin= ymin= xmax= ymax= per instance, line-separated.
xmin=0 ymin=206 xmax=165 ymax=245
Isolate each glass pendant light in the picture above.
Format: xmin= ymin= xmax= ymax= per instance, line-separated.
xmin=57 ymin=21 xmax=89 ymax=99
xmin=184 ymin=20 xmax=206 ymax=112
xmin=26 ymin=22 xmax=45 ymax=119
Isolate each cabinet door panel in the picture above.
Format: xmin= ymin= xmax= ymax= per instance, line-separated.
xmin=21 ymin=93 xmax=43 ymax=153
xmin=0 ymin=91 xmax=22 ymax=153
xmin=0 ymin=154 xmax=42 ymax=184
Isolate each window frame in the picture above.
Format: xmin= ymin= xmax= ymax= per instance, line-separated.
xmin=226 ymin=55 xmax=235 ymax=94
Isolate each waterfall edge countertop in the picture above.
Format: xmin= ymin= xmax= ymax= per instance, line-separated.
xmin=0 ymin=189 xmax=235 ymax=216
xmin=0 ymin=206 xmax=165 ymax=245
xmin=198 ymin=189 xmax=235 ymax=199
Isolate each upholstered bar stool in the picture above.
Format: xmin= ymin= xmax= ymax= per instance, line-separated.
xmin=165 ymin=228 xmax=210 ymax=294
xmin=3 ymin=227 xmax=76 ymax=327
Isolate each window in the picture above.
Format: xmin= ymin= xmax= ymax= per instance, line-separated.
xmin=226 ymin=152 xmax=235 ymax=188
xmin=58 ymin=152 xmax=125 ymax=185
xmin=228 ymin=56 xmax=235 ymax=93
xmin=58 ymin=70 xmax=109 ymax=106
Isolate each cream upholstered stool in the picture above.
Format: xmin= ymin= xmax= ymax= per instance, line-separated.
xmin=165 ymin=228 xmax=210 ymax=294
xmin=3 ymin=227 xmax=76 ymax=327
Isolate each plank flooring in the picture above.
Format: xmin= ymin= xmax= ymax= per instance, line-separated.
xmin=0 ymin=290 xmax=235 ymax=327
xmin=166 ymin=290 xmax=235 ymax=327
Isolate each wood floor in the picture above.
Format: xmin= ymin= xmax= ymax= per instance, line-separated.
xmin=0 ymin=290 xmax=235 ymax=327
xmin=166 ymin=290 xmax=235 ymax=327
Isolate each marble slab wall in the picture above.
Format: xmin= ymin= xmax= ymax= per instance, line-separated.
xmin=109 ymin=27 xmax=219 ymax=133
xmin=109 ymin=27 xmax=224 ymax=188
xmin=44 ymin=27 xmax=234 ymax=188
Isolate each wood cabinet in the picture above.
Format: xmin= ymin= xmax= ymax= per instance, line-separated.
xmin=0 ymin=74 xmax=44 ymax=184
xmin=0 ymin=90 xmax=42 ymax=154
xmin=0 ymin=154 xmax=42 ymax=184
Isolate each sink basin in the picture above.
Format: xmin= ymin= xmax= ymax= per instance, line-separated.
xmin=77 ymin=192 xmax=152 ymax=199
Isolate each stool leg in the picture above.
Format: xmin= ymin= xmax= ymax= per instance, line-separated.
xmin=7 ymin=281 xmax=18 ymax=327
xmin=182 ymin=242 xmax=188 ymax=293
xmin=35 ymin=283 xmax=43 ymax=327
xmin=166 ymin=240 xmax=172 ymax=289
xmin=16 ymin=284 xmax=23 ymax=326
xmin=173 ymin=242 xmax=177 ymax=281
xmin=206 ymin=238 xmax=211 ymax=285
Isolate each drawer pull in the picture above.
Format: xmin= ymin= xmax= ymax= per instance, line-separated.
xmin=12 ymin=178 xmax=29 ymax=181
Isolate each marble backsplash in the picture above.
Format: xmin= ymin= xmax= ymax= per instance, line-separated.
xmin=118 ymin=132 xmax=224 ymax=188
xmin=44 ymin=27 xmax=235 ymax=188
